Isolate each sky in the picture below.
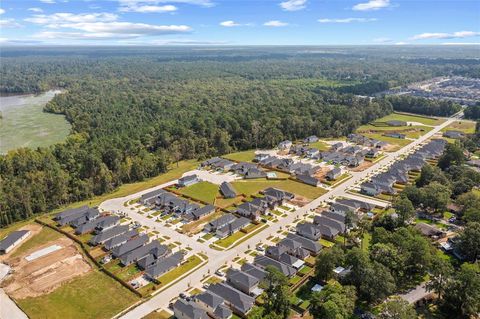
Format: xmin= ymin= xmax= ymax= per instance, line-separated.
xmin=0 ymin=0 xmax=479 ymax=46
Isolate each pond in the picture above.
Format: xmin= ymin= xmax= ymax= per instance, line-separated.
xmin=0 ymin=90 xmax=71 ymax=154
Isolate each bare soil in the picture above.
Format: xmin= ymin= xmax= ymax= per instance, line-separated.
xmin=347 ymin=160 xmax=375 ymax=172
xmin=1 ymin=236 xmax=91 ymax=299
xmin=290 ymin=195 xmax=309 ymax=207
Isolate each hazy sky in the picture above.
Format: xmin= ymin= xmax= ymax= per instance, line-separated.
xmin=0 ymin=0 xmax=479 ymax=45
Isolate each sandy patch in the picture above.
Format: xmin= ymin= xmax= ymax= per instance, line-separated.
xmin=1 ymin=236 xmax=91 ymax=299
xmin=290 ymin=195 xmax=309 ymax=207
xmin=347 ymin=160 xmax=375 ymax=172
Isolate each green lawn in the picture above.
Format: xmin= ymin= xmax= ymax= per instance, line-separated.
xmin=10 ymin=226 xmax=62 ymax=258
xmin=177 ymin=181 xmax=219 ymax=204
xmin=378 ymin=112 xmax=445 ymax=126
xmin=17 ymin=270 xmax=140 ymax=319
xmin=231 ymin=179 xmax=327 ymax=200
xmin=319 ymin=238 xmax=335 ymax=247
xmin=215 ymin=231 xmax=248 ymax=248
xmin=155 ymin=255 xmax=203 ymax=289
xmin=223 ymin=150 xmax=256 ymax=162
xmin=441 ymin=120 xmax=476 ymax=134
xmin=142 ymin=310 xmax=172 ymax=319
xmin=309 ymin=140 xmax=330 ymax=151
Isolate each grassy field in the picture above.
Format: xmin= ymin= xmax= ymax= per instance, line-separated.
xmin=10 ymin=226 xmax=62 ymax=258
xmin=309 ymin=140 xmax=330 ymax=151
xmin=143 ymin=310 xmax=172 ymax=319
xmin=0 ymin=90 xmax=71 ymax=154
xmin=223 ymin=150 xmax=257 ymax=162
xmin=441 ymin=120 xmax=476 ymax=134
xmin=17 ymin=270 xmax=140 ymax=319
xmin=378 ymin=112 xmax=445 ymax=126
xmin=232 ymin=179 xmax=327 ymax=199
xmin=177 ymin=181 xmax=219 ymax=204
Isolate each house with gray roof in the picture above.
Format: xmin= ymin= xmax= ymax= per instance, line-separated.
xmin=241 ymin=263 xmax=267 ymax=282
xmin=213 ymin=304 xmax=232 ymax=319
xmin=178 ymin=175 xmax=200 ymax=187
xmin=216 ymin=217 xmax=250 ymax=239
xmin=144 ymin=251 xmax=184 ymax=279
xmin=244 ymin=167 xmax=267 ymax=179
xmin=90 ymin=225 xmax=128 ymax=246
xmin=279 ymin=253 xmax=304 ymax=269
xmin=173 ymin=299 xmax=209 ymax=319
xmin=184 ymin=205 xmax=216 ymax=222
xmin=314 ymin=215 xmax=345 ymax=234
xmin=296 ymin=223 xmax=322 ymax=241
xmin=253 ymin=153 xmax=269 ymax=162
xmin=226 ymin=268 xmax=261 ymax=296
xmin=443 ymin=130 xmax=464 ymax=139
xmin=336 ymin=198 xmax=375 ymax=212
xmin=383 ymin=132 xmax=406 ymax=139
xmin=95 ymin=215 xmax=120 ymax=233
xmin=54 ymin=205 xmax=89 ymax=221
xmin=201 ymin=157 xmax=223 ymax=168
xmin=75 ymin=215 xmax=114 ymax=235
xmin=119 ymin=241 xmax=169 ymax=266
xmin=208 ymin=283 xmax=255 ymax=316
xmin=236 ymin=202 xmax=263 ymax=220
xmin=386 ymin=120 xmax=407 ymax=127
xmin=278 ymin=140 xmax=292 ymax=150
xmin=286 ymin=233 xmax=322 ymax=255
xmin=104 ymin=230 xmax=138 ymax=250
xmin=59 ymin=208 xmax=100 ymax=226
xmin=0 ymin=230 xmax=30 ymax=254
xmin=204 ymin=214 xmax=236 ymax=232
xmin=254 ymin=255 xmax=297 ymax=277
xmin=195 ymin=291 xmax=224 ymax=314
xmin=304 ymin=135 xmax=319 ymax=143
xmin=211 ymin=159 xmax=236 ymax=171
xmin=111 ymin=234 xmax=148 ymax=257
xmin=296 ymin=174 xmax=320 ymax=187
xmin=220 ymin=182 xmax=236 ymax=199
xmin=326 ymin=167 xmax=341 ymax=180
xmin=140 ymin=189 xmax=167 ymax=205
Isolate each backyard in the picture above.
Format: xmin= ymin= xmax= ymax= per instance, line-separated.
xmin=177 ymin=181 xmax=219 ymax=204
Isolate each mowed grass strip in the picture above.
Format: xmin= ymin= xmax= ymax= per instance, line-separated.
xmin=177 ymin=181 xmax=219 ymax=204
xmin=223 ymin=150 xmax=256 ymax=162
xmin=10 ymin=226 xmax=62 ymax=258
xmin=231 ymin=179 xmax=327 ymax=200
xmin=155 ymin=255 xmax=203 ymax=289
xmin=379 ymin=112 xmax=445 ymax=126
xmin=17 ymin=270 xmax=140 ymax=319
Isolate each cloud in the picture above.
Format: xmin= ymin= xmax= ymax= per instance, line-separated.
xmin=28 ymin=8 xmax=44 ymax=13
xmin=411 ymin=31 xmax=480 ymax=40
xmin=40 ymin=0 xmax=56 ymax=4
xmin=117 ymin=0 xmax=214 ymax=12
xmin=25 ymin=12 xmax=119 ymax=26
xmin=318 ymin=18 xmax=377 ymax=23
xmin=280 ymin=0 xmax=307 ymax=11
xmin=352 ymin=0 xmax=390 ymax=11
xmin=264 ymin=20 xmax=288 ymax=27
xmin=394 ymin=42 xmax=407 ymax=45
xmin=373 ymin=37 xmax=391 ymax=43
xmin=119 ymin=4 xmax=177 ymax=13
xmin=0 ymin=8 xmax=5 ymax=15
xmin=219 ymin=20 xmax=241 ymax=27
xmin=0 ymin=38 xmax=44 ymax=45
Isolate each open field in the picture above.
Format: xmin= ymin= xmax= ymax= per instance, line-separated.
xmin=309 ymin=140 xmax=330 ymax=151
xmin=16 ymin=270 xmax=140 ymax=319
xmin=231 ymin=179 xmax=327 ymax=200
xmin=9 ymin=226 xmax=61 ymax=259
xmin=377 ymin=112 xmax=445 ymax=126
xmin=441 ymin=120 xmax=476 ymax=134
xmin=177 ymin=181 xmax=219 ymax=204
xmin=222 ymin=150 xmax=256 ymax=162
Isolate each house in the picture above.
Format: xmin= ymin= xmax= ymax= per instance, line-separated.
xmin=90 ymin=225 xmax=129 ymax=246
xmin=278 ymin=140 xmax=292 ymax=150
xmin=253 ymin=255 xmax=297 ymax=277
xmin=208 ymin=283 xmax=255 ymax=316
xmin=360 ymin=182 xmax=382 ymax=196
xmin=95 ymin=215 xmax=120 ymax=233
xmin=253 ymin=153 xmax=269 ymax=162
xmin=366 ymin=148 xmax=379 ymax=158
xmin=216 ymin=217 xmax=250 ymax=239
xmin=58 ymin=207 xmax=100 ymax=226
xmin=241 ymin=263 xmax=268 ymax=282
xmin=236 ymin=202 xmax=263 ymax=220
xmin=315 ymin=224 xmax=340 ymax=240
xmin=0 ymin=230 xmax=30 ymax=254
xmin=111 ymin=234 xmax=148 ymax=257
xmin=184 ymin=205 xmax=216 ymax=221
xmin=173 ymin=299 xmax=209 ymax=319
xmin=276 ymin=238 xmax=310 ymax=259
xmin=244 ymin=167 xmax=267 ymax=179
xmin=201 ymin=157 xmax=223 ymax=168
xmin=296 ymin=174 xmax=320 ymax=187
xmin=330 ymin=202 xmax=356 ymax=214
xmin=262 ymin=187 xmax=294 ymax=202
xmin=119 ymin=241 xmax=169 ymax=266
xmin=323 ymin=211 xmax=355 ymax=228
xmin=336 ymin=198 xmax=375 ymax=212
xmin=75 ymin=215 xmax=113 ymax=235
xmin=178 ymin=175 xmax=199 ymax=187
xmin=286 ymin=233 xmax=322 ymax=255
xmin=415 ymin=223 xmax=446 ymax=239
xmin=211 ymin=159 xmax=236 ymax=171
xmin=304 ymin=135 xmax=319 ymax=143
xmin=195 ymin=291 xmax=232 ymax=319
xmin=144 ymin=252 xmax=184 ymax=279
xmin=326 ymin=167 xmax=341 ymax=180
xmin=296 ymin=223 xmax=322 ymax=241
xmin=54 ymin=205 xmax=89 ymax=221
xmin=140 ymin=189 xmax=167 ymax=206
xmin=443 ymin=130 xmax=464 ymax=139
xmin=205 ymin=214 xmax=237 ymax=233
xmin=383 ymin=133 xmax=406 ymax=139
xmin=386 ymin=120 xmax=407 ymax=127
xmin=345 ymin=155 xmax=364 ymax=167
xmin=331 ymin=142 xmax=343 ymax=151
xmin=104 ymin=230 xmax=138 ymax=250
xmin=226 ymin=268 xmax=261 ymax=296
xmin=314 ymin=215 xmax=346 ymax=233
xmin=279 ymin=253 xmax=305 ymax=269
xmin=305 ymin=148 xmax=320 ymax=159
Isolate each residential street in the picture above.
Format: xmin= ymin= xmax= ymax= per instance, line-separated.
xmin=112 ymin=113 xmax=461 ymax=319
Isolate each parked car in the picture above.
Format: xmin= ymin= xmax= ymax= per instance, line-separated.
xmin=179 ymin=292 xmax=187 ymax=299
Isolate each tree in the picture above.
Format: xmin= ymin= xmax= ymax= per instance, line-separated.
xmin=457 ymin=222 xmax=480 ymax=262
xmin=377 ymin=298 xmax=416 ymax=319
xmin=416 ymin=164 xmax=449 ymax=188
xmin=422 ymin=182 xmax=452 ymax=213
xmin=393 ymin=196 xmax=415 ymax=224
xmin=442 ymin=263 xmax=480 ymax=318
xmin=263 ymin=266 xmax=291 ymax=319
xmin=426 ymin=255 xmax=454 ymax=300
xmin=438 ymin=143 xmax=465 ymax=170
xmin=310 ymin=281 xmax=357 ymax=319
xmin=457 ymin=191 xmax=480 ymax=222
xmin=315 ymin=246 xmax=345 ymax=282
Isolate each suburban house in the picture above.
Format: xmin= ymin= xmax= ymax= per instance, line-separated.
xmin=236 ymin=201 xmax=265 ymax=220
xmin=184 ymin=205 xmax=216 ymax=222
xmin=0 ymin=230 xmax=31 ymax=254
xmin=278 ymin=253 xmax=305 ymax=269
xmin=173 ymin=299 xmax=209 ymax=319
xmin=111 ymin=234 xmax=149 ymax=258
xmin=386 ymin=120 xmax=407 ymax=127
xmin=415 ymin=223 xmax=447 ymax=239
xmin=75 ymin=215 xmax=120 ymax=235
xmin=178 ymin=175 xmax=200 ymax=187
xmin=90 ymin=225 xmax=129 ymax=246
xmin=144 ymin=252 xmax=184 ymax=280
xmin=262 ymin=187 xmax=294 ymax=203
xmin=277 ymin=237 xmax=310 ymax=259
xmin=383 ymin=132 xmax=406 ymax=139
xmin=208 ymin=283 xmax=255 ymax=317
xmin=57 ymin=207 xmax=100 ymax=227
xmin=204 ymin=214 xmax=237 ymax=233
xmin=220 ymin=182 xmax=237 ymax=198
xmin=304 ymin=135 xmax=319 ymax=143
xmin=54 ymin=205 xmax=89 ymax=221
xmin=331 ymin=142 xmax=343 ymax=151
xmin=336 ymin=198 xmax=375 ymax=212
xmin=314 ymin=215 xmax=346 ymax=234
xmin=210 ymin=159 xmax=236 ymax=171
xmin=253 ymin=153 xmax=270 ymax=162
xmin=443 ymin=130 xmax=464 ymax=139
xmin=286 ymin=233 xmax=322 ymax=255
xmin=216 ymin=217 xmax=251 ymax=239
xmin=296 ymin=174 xmax=320 ymax=187
xmin=366 ymin=148 xmax=379 ymax=158
xmin=241 ymin=263 xmax=267 ymax=282
xmin=119 ymin=241 xmax=169 ymax=266
xmin=278 ymin=140 xmax=292 ymax=150
xmin=104 ymin=230 xmax=138 ymax=250
xmin=326 ymin=167 xmax=341 ymax=180
xmin=195 ymin=291 xmax=232 ymax=319
xmin=226 ymin=268 xmax=261 ymax=296
xmin=140 ymin=189 xmax=167 ymax=206
xmin=253 ymin=255 xmax=297 ymax=277
xmin=296 ymin=222 xmax=322 ymax=241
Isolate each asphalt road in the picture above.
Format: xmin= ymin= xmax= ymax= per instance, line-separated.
xmin=112 ymin=113 xmax=461 ymax=319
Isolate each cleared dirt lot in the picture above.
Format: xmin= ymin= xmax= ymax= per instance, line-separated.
xmin=1 ymin=235 xmax=91 ymax=299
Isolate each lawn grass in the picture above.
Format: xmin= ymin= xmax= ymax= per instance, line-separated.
xmin=177 ymin=181 xmax=219 ymax=204
xmin=379 ymin=112 xmax=445 ymax=126
xmin=10 ymin=226 xmax=62 ymax=258
xmin=231 ymin=179 xmax=327 ymax=200
xmin=142 ymin=310 xmax=172 ymax=319
xmin=215 ymin=231 xmax=248 ymax=248
xmin=309 ymin=140 xmax=330 ymax=151
xmin=17 ymin=270 xmax=140 ymax=319
xmin=155 ymin=255 xmax=203 ymax=289
xmin=441 ymin=120 xmax=476 ymax=134
xmin=223 ymin=150 xmax=256 ymax=162
xmin=319 ymin=239 xmax=335 ymax=247
xmin=362 ymin=233 xmax=372 ymax=252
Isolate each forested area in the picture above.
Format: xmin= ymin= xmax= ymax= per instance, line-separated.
xmin=464 ymin=103 xmax=480 ymax=120
xmin=0 ymin=46 xmax=478 ymax=226
xmin=386 ymin=95 xmax=462 ymax=116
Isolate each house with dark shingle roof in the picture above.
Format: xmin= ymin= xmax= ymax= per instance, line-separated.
xmin=104 ymin=230 xmax=138 ymax=250
xmin=443 ymin=130 xmax=464 ymax=139
xmin=173 ymin=299 xmax=209 ymax=319
xmin=253 ymin=255 xmax=297 ymax=277
xmin=286 ymin=233 xmax=322 ymax=255
xmin=386 ymin=120 xmax=407 ymax=127
xmin=0 ymin=230 xmax=30 ymax=254
xmin=54 ymin=205 xmax=89 ymax=221
xmin=296 ymin=174 xmax=320 ymax=187
xmin=59 ymin=208 xmax=100 ymax=227
xmin=195 ymin=291 xmax=224 ymax=315
xmin=204 ymin=214 xmax=236 ymax=233
xmin=178 ymin=175 xmax=200 ymax=187
xmin=226 ymin=268 xmax=260 ymax=296
xmin=184 ymin=205 xmax=216 ymax=222
xmin=278 ymin=140 xmax=292 ymax=150
xmin=111 ymin=234 xmax=148 ymax=257
xmin=144 ymin=251 xmax=184 ymax=279
xmin=119 ymin=241 xmax=169 ymax=266
xmin=326 ymin=167 xmax=341 ymax=180
xmin=220 ymin=182 xmax=236 ymax=199
xmin=216 ymin=217 xmax=250 ymax=239
xmin=75 ymin=215 xmax=112 ymax=235
xmin=208 ymin=283 xmax=255 ymax=316
xmin=140 ymin=189 xmax=167 ymax=206
xmin=279 ymin=253 xmax=304 ymax=269
xmin=314 ymin=215 xmax=346 ymax=234
xmin=90 ymin=225 xmax=129 ymax=246
xmin=304 ymin=135 xmax=319 ymax=143
xmin=296 ymin=223 xmax=322 ymax=241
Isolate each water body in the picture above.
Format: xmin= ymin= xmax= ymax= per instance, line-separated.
xmin=0 ymin=90 xmax=71 ymax=154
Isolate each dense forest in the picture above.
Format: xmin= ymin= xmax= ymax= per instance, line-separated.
xmin=386 ymin=95 xmax=462 ymax=116
xmin=1 ymin=46 xmax=479 ymax=226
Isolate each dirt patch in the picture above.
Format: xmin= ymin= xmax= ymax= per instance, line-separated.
xmin=313 ymin=167 xmax=330 ymax=180
xmin=1 ymin=236 xmax=91 ymax=299
xmin=347 ymin=160 xmax=375 ymax=172
xmin=383 ymin=143 xmax=398 ymax=152
xmin=290 ymin=196 xmax=309 ymax=207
